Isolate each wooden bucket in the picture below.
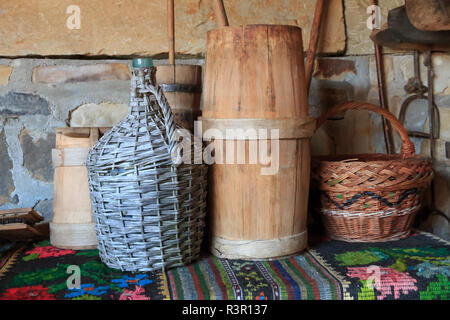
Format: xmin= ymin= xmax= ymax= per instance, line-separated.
xmin=156 ymin=64 xmax=202 ymax=133
xmin=50 ymin=127 xmax=109 ymax=250
xmin=202 ymin=25 xmax=315 ymax=259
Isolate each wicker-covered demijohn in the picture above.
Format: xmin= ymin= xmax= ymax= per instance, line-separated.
xmin=86 ymin=59 xmax=207 ymax=272
xmin=311 ymin=102 xmax=433 ymax=242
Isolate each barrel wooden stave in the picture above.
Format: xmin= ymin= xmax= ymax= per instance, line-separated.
xmin=203 ymin=25 xmax=308 ymax=119
xmin=52 ymin=167 xmax=92 ymax=224
xmin=208 ymin=139 xmax=310 ymax=240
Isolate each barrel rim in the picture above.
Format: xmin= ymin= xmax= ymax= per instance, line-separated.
xmin=206 ymin=24 xmax=303 ymax=36
xmin=210 ymin=231 xmax=308 ymax=260
xmin=155 ymin=64 xmax=202 ymax=69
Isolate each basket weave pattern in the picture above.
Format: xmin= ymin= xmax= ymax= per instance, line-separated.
xmin=86 ymin=67 xmax=207 ymax=272
xmin=311 ymin=102 xmax=433 ymax=242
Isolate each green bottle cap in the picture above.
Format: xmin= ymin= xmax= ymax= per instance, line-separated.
xmin=132 ymin=58 xmax=154 ymax=68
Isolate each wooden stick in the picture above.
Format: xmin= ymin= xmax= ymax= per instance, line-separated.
xmin=211 ymin=0 xmax=229 ymax=27
xmin=305 ymin=0 xmax=326 ymax=93
xmin=371 ymin=0 xmax=394 ymax=154
xmin=168 ymin=0 xmax=175 ymax=64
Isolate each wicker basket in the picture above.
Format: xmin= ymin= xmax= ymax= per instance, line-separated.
xmin=311 ymin=102 xmax=433 ymax=242
xmin=86 ymin=59 xmax=207 ymax=272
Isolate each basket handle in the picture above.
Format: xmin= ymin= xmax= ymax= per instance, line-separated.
xmin=315 ymin=101 xmax=415 ymax=159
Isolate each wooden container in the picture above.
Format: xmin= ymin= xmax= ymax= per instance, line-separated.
xmin=156 ymin=64 xmax=202 ymax=133
xmin=0 ymin=208 xmax=48 ymax=241
xmin=50 ymin=127 xmax=109 ymax=250
xmin=202 ymin=25 xmax=315 ymax=259
xmin=405 ymin=0 xmax=450 ymax=31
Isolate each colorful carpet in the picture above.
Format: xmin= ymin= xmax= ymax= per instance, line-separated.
xmin=0 ymin=231 xmax=448 ymax=300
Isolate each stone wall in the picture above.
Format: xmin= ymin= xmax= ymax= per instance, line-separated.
xmin=0 ymin=0 xmax=345 ymax=56
xmin=310 ymin=53 xmax=450 ymax=240
xmin=0 ymin=58 xmax=201 ymax=221
xmin=0 ymin=0 xmax=449 ymax=239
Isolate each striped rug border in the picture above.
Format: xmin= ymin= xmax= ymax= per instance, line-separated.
xmin=297 ymin=253 xmax=341 ymax=299
xmin=165 ymin=252 xmax=348 ymax=300
xmin=307 ymin=248 xmax=353 ymax=300
xmin=0 ymin=243 xmax=26 ymax=280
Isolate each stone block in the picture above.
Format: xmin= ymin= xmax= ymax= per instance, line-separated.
xmin=32 ymin=63 xmax=130 ymax=84
xmin=0 ymin=92 xmax=50 ymax=116
xmin=420 ymin=214 xmax=450 ymax=241
xmin=0 ymin=65 xmax=13 ymax=86
xmin=34 ymin=199 xmax=53 ymax=222
xmin=0 ymin=130 xmax=15 ymax=205
xmin=0 ymin=0 xmax=345 ymax=56
xmin=314 ymin=58 xmax=357 ymax=82
xmin=345 ymin=0 xmax=405 ymax=55
xmin=19 ymin=129 xmax=55 ymax=182
xmin=69 ymin=102 xmax=129 ymax=127
xmin=433 ymin=166 xmax=450 ymax=220
xmin=439 ymin=108 xmax=450 ymax=141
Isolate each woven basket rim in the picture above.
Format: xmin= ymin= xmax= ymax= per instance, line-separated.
xmin=311 ymin=153 xmax=433 ymax=192
xmin=312 ymin=153 xmax=431 ymax=164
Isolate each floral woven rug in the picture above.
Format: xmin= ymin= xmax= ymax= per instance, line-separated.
xmin=0 ymin=231 xmax=448 ymax=300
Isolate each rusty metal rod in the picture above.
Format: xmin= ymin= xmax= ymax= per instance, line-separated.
xmin=424 ymin=49 xmax=446 ymax=224
xmin=371 ymin=0 xmax=395 ymax=154
xmin=426 ymin=50 xmax=436 ymax=160
xmin=305 ymin=0 xmax=326 ymax=94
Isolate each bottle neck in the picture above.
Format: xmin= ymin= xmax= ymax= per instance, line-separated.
xmin=127 ymin=64 xmax=177 ymax=153
xmin=129 ymin=66 xmax=158 ymax=117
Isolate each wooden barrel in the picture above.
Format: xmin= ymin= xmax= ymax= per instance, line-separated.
xmin=50 ymin=127 xmax=109 ymax=250
xmin=156 ymin=64 xmax=202 ymax=133
xmin=202 ymin=25 xmax=315 ymax=259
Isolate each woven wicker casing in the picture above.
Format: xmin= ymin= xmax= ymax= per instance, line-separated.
xmin=311 ymin=102 xmax=433 ymax=242
xmin=86 ymin=65 xmax=207 ymax=272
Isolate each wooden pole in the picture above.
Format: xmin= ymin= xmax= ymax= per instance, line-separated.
xmin=211 ymin=0 xmax=229 ymax=27
xmin=371 ymin=0 xmax=395 ymax=154
xmin=168 ymin=0 xmax=175 ymax=64
xmin=305 ymin=0 xmax=326 ymax=94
